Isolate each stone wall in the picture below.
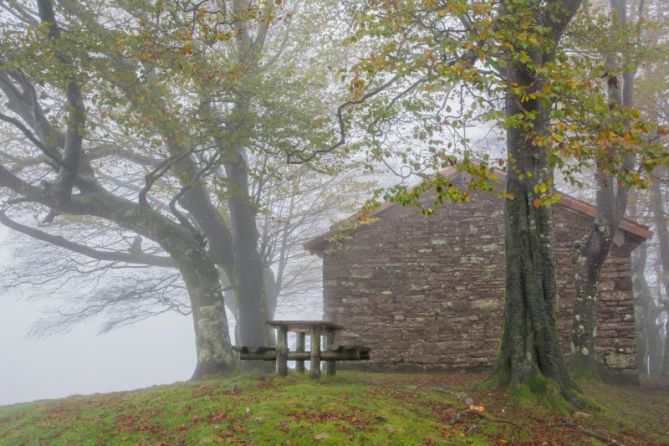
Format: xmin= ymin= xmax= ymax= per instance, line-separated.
xmin=554 ymin=207 xmax=639 ymax=376
xmin=320 ymin=189 xmax=641 ymax=377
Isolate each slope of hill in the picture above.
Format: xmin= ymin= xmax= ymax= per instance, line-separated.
xmin=1 ymin=372 xmax=667 ymax=445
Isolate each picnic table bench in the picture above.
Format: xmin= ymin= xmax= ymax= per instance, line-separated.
xmin=232 ymin=320 xmax=370 ymax=378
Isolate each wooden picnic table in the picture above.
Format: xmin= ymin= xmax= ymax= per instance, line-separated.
xmin=233 ymin=320 xmax=370 ymax=378
xmin=266 ymin=320 xmax=344 ymax=378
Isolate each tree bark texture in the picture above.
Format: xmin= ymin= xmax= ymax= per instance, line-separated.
xmin=652 ymin=177 xmax=669 ymax=376
xmin=632 ymin=243 xmax=663 ymax=375
xmin=225 ymin=144 xmax=272 ymax=348
xmin=55 ymin=2 xmax=273 ymax=355
xmin=0 ymin=158 xmax=236 ymax=378
xmin=492 ymin=47 xmax=580 ymax=404
xmin=78 ymin=192 xmax=237 ymax=378
xmin=571 ymin=0 xmax=633 ymax=372
xmin=652 ymin=176 xmax=669 ymax=303
xmin=200 ymin=97 xmax=277 ymax=353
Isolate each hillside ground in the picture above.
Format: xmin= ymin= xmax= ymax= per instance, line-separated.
xmin=1 ymin=371 xmax=667 ymax=445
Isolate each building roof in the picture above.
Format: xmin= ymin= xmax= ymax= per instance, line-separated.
xmin=304 ymin=166 xmax=652 ymax=253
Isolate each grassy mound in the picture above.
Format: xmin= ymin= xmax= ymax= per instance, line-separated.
xmin=0 ymin=372 xmax=667 ymax=445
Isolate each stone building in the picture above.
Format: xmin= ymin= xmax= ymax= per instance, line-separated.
xmin=305 ymin=168 xmax=651 ymax=378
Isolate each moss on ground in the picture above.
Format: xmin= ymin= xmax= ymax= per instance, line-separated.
xmin=0 ymin=371 xmax=667 ymax=445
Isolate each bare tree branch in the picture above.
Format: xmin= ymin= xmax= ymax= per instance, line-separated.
xmin=0 ymin=112 xmax=64 ymax=168
xmin=37 ymin=0 xmax=85 ymax=205
xmin=0 ymin=210 xmax=175 ymax=267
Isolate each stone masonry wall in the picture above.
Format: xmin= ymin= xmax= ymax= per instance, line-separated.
xmin=554 ymin=208 xmax=639 ymax=377
xmin=321 ymin=190 xmax=640 ymax=377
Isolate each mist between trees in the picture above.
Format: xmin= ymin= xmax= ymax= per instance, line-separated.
xmin=0 ymin=0 xmax=667 ymax=406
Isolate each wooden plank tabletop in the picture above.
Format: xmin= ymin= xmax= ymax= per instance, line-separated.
xmin=266 ymin=320 xmax=344 ymax=332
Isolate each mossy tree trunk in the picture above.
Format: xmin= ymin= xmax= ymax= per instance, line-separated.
xmin=78 ymin=192 xmax=237 ymax=378
xmin=652 ymin=174 xmax=669 ymax=377
xmin=178 ymin=249 xmax=236 ymax=379
xmin=652 ymin=174 xmax=669 ymax=303
xmin=0 ymin=0 xmax=235 ymax=379
xmin=491 ymin=1 xmax=582 ymax=400
xmin=570 ymin=181 xmax=620 ymax=373
xmin=225 ymin=144 xmax=272 ymax=349
xmin=109 ymin=211 xmax=236 ymax=378
xmin=632 ymin=240 xmax=663 ymax=375
xmin=57 ymin=0 xmax=276 ymax=355
xmin=0 ymin=159 xmax=238 ymax=377
xmin=220 ymin=0 xmax=277 ymax=352
xmin=571 ymin=0 xmax=634 ymax=373
xmin=493 ymin=95 xmax=580 ymax=404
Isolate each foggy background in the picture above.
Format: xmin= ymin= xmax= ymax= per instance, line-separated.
xmin=0 ymin=224 xmax=320 ymax=406
xmin=0 ymin=223 xmax=195 ymax=405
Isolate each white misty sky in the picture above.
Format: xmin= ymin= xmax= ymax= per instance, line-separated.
xmin=0 ymin=225 xmax=196 ymax=405
xmin=0 ymin=225 xmax=322 ymax=406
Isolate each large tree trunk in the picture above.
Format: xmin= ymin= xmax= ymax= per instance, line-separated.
xmin=652 ymin=175 xmax=669 ymax=376
xmin=165 ymin=138 xmax=277 ymax=353
xmin=632 ymin=236 xmax=663 ymax=375
xmin=0 ymin=1 xmax=236 ymax=378
xmin=653 ymin=174 xmax=669 ymax=302
xmin=571 ymin=0 xmax=633 ymax=372
xmin=217 ymin=0 xmax=277 ymax=350
xmin=197 ymin=94 xmax=277 ymax=352
xmin=225 ymin=144 xmax=273 ymax=348
xmin=263 ymin=266 xmax=280 ymax=323
xmin=74 ymin=191 xmax=236 ymax=377
xmin=491 ymin=58 xmax=580 ymax=404
xmin=59 ymin=0 xmax=278 ymax=356
xmin=175 ymin=249 xmax=236 ymax=379
xmin=180 ymin=176 xmax=236 ymax=275
xmin=570 ymin=194 xmax=616 ymax=370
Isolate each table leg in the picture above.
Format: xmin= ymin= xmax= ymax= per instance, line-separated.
xmin=310 ymin=326 xmax=321 ymax=378
xmin=296 ymin=332 xmax=306 ymax=373
xmin=325 ymin=329 xmax=336 ymax=376
xmin=276 ymin=325 xmax=288 ymax=376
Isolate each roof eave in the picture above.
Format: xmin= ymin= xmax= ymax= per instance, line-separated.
xmin=304 ymin=166 xmax=653 ymax=253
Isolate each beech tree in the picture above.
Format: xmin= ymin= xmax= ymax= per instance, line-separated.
xmin=0 ymin=0 xmax=350 ymax=375
xmin=568 ymin=0 xmax=669 ymax=374
xmin=0 ymin=0 xmax=234 ymax=377
xmin=652 ymin=172 xmax=669 ymax=376
xmin=636 ymin=0 xmax=669 ymax=376
xmin=0 ymin=161 xmax=369 ymax=339
xmin=342 ymin=0 xmax=667 ymax=404
xmin=625 ymin=186 xmax=664 ymax=375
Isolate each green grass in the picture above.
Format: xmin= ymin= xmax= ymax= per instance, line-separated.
xmin=0 ymin=371 xmax=667 ymax=445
